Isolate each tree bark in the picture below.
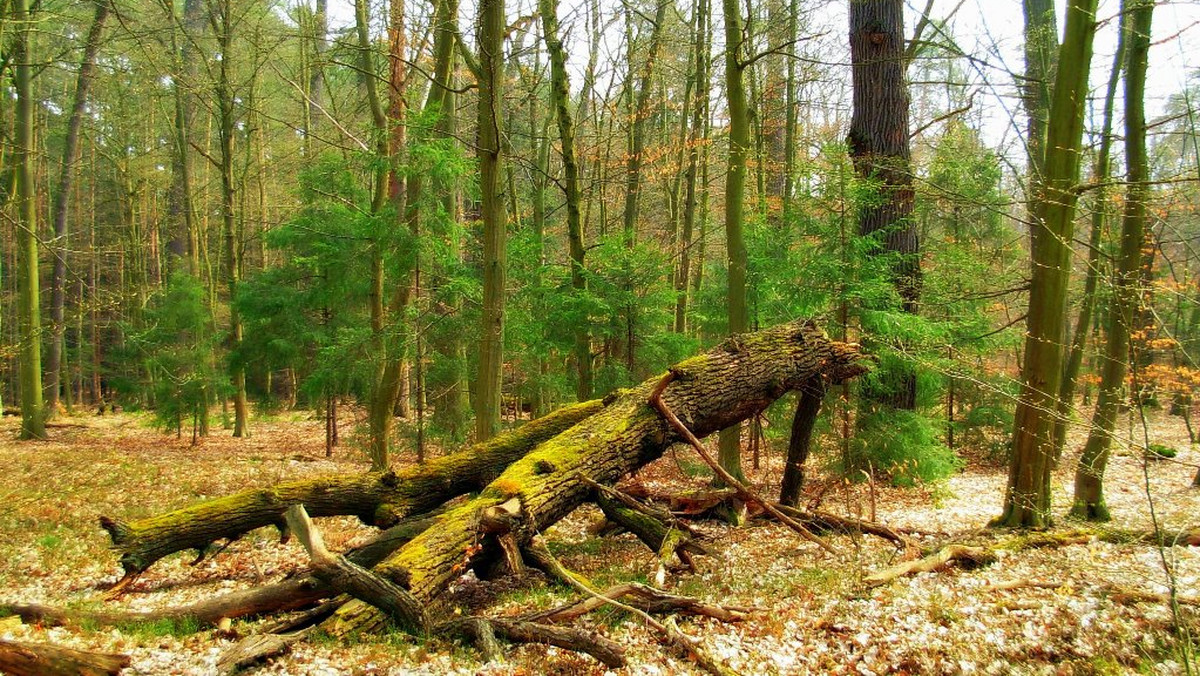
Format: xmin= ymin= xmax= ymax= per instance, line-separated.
xmin=1021 ymin=0 xmax=1058 ymax=209
xmin=1072 ymin=0 xmax=1154 ymax=521
xmin=100 ymin=400 xmax=603 ymax=574
xmin=848 ymin=0 xmax=919 ymax=411
xmin=322 ymin=320 xmax=866 ymax=636
xmin=211 ymin=0 xmax=250 ymax=438
xmin=996 ymin=0 xmax=1100 ymax=528
xmin=674 ymin=0 xmax=712 ymax=335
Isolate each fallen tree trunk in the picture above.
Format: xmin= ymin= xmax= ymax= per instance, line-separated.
xmin=0 ymin=639 xmax=129 ymax=676
xmin=100 ymin=400 xmax=603 ymax=575
xmin=324 ymin=320 xmax=866 ymax=636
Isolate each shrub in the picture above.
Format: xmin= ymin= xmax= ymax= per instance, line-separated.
xmin=846 ymin=409 xmax=963 ymax=486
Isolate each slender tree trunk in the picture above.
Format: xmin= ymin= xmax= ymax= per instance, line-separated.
xmin=164 ymin=0 xmax=203 ymax=276
xmin=355 ymin=0 xmax=404 ymax=467
xmin=14 ymin=0 xmax=45 ymax=439
xmin=995 ymin=0 xmax=1099 ymax=528
xmin=211 ymin=0 xmax=249 ymax=438
xmin=780 ymin=379 xmax=826 ymax=506
xmin=366 ymin=0 xmax=413 ymax=463
xmin=675 ymin=0 xmax=711 ymax=335
xmin=475 ymin=0 xmax=507 ymax=442
xmin=781 ymin=0 xmax=799 ymax=217
xmin=46 ymin=0 xmax=108 ymax=416
xmin=1071 ymin=0 xmax=1153 ymax=521
xmin=618 ymin=0 xmax=670 ymax=378
xmin=1052 ymin=12 xmax=1126 ymax=459
xmin=540 ymin=0 xmax=593 ymax=402
xmin=306 ymin=0 xmax=328 ymax=150
xmin=718 ymin=0 xmax=751 ymax=482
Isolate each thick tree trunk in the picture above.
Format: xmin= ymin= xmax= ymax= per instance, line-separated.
xmin=323 ymin=320 xmax=865 ymax=636
xmin=848 ymin=0 xmax=919 ymax=411
xmin=100 ymin=400 xmax=603 ymax=574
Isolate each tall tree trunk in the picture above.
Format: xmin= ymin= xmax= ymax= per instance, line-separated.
xmin=1052 ymin=11 xmax=1126 ymax=460
xmin=475 ymin=0 xmax=507 ymax=442
xmin=14 ymin=0 xmax=45 ymax=439
xmin=426 ymin=0 xmax=469 ymax=441
xmin=995 ymin=0 xmax=1100 ymax=529
xmin=46 ymin=0 xmax=109 ymax=416
xmin=165 ymin=0 xmax=204 ymax=276
xmin=618 ymin=0 xmax=670 ymax=378
xmin=763 ymin=0 xmax=788 ymax=207
xmin=718 ymin=0 xmax=751 ymax=482
xmin=675 ymin=0 xmax=711 ymax=335
xmin=365 ymin=0 xmax=413 ymax=466
xmin=212 ymin=0 xmax=249 ymax=438
xmin=540 ymin=0 xmax=593 ymax=402
xmin=305 ymin=0 xmax=328 ymax=151
xmin=847 ymin=0 xmax=919 ymax=411
xmin=1071 ymin=0 xmax=1154 ymax=521
xmin=781 ymin=0 xmax=799 ymax=217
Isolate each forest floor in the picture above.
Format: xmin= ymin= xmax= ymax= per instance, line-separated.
xmin=0 ymin=407 xmax=1198 ymax=675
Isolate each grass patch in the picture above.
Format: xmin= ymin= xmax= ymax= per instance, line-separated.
xmin=108 ymin=616 xmax=201 ymax=638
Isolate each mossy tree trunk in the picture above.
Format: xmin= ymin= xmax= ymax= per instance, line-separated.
xmin=14 ymin=0 xmax=45 ymax=440
xmin=474 ymin=0 xmax=507 ymax=442
xmin=323 ymin=320 xmax=866 ymax=637
xmin=1071 ymin=0 xmax=1154 ymax=521
xmin=101 ymin=400 xmax=603 ymax=575
xmin=540 ymin=0 xmax=593 ymax=402
xmin=996 ymin=0 xmax=1099 ymax=528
